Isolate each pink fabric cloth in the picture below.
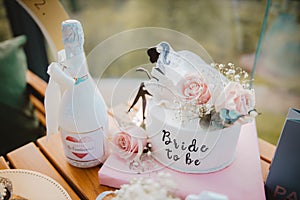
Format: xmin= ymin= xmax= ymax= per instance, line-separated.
xmin=98 ymin=121 xmax=266 ymax=200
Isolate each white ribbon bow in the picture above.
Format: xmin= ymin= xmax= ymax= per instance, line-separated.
xmin=44 ymin=50 xmax=75 ymax=137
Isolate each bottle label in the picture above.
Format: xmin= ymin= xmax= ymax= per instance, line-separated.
xmin=60 ymin=127 xmax=105 ymax=168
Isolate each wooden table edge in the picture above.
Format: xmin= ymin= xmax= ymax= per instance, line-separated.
xmin=6 ymin=142 xmax=80 ymax=200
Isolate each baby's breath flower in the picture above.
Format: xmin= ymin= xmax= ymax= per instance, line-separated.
xmin=213 ymin=63 xmax=250 ymax=87
xmin=112 ymin=173 xmax=180 ymax=200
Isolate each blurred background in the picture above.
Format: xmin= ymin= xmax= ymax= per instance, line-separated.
xmin=0 ymin=0 xmax=299 ymax=145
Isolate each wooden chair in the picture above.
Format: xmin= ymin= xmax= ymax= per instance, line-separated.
xmin=18 ymin=0 xmax=69 ymax=128
xmin=26 ymin=70 xmax=47 ymax=127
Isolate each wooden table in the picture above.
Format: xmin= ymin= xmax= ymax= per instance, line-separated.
xmin=0 ymin=129 xmax=276 ymax=200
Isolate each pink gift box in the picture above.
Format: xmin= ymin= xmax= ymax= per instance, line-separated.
xmin=98 ymin=122 xmax=266 ymax=200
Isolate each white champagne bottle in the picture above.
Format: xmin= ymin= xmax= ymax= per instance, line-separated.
xmin=46 ymin=19 xmax=108 ymax=168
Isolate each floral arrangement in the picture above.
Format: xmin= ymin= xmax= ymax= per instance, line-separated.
xmin=98 ymin=173 xmax=180 ymax=200
xmin=134 ymin=42 xmax=258 ymax=130
xmin=97 ymin=172 xmax=228 ymax=200
xmin=111 ymin=125 xmax=154 ymax=172
xmin=173 ymin=62 xmax=257 ymax=129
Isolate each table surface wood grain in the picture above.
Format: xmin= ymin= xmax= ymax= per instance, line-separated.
xmin=0 ymin=118 xmax=276 ymax=199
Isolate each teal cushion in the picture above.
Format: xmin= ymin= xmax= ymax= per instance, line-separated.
xmin=0 ymin=36 xmax=44 ymax=155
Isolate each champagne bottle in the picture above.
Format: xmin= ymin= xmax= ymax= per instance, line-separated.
xmin=46 ymin=19 xmax=108 ymax=168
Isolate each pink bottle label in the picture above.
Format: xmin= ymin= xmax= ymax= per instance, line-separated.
xmin=60 ymin=128 xmax=105 ymax=168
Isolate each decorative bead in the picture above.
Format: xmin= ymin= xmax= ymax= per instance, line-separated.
xmin=0 ymin=183 xmax=7 ymax=200
xmin=0 ymin=177 xmax=12 ymax=200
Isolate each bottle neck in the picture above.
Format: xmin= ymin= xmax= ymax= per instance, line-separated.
xmin=64 ymin=43 xmax=84 ymax=59
xmin=64 ymin=52 xmax=89 ymax=78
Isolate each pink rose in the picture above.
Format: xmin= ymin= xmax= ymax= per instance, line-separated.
xmin=215 ymin=82 xmax=255 ymax=115
xmin=179 ymin=74 xmax=211 ymax=104
xmin=113 ymin=126 xmax=147 ymax=160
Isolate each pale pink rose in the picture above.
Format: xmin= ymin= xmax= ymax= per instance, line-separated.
xmin=179 ymin=74 xmax=211 ymax=105
xmin=215 ymin=82 xmax=255 ymax=115
xmin=113 ymin=126 xmax=147 ymax=159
